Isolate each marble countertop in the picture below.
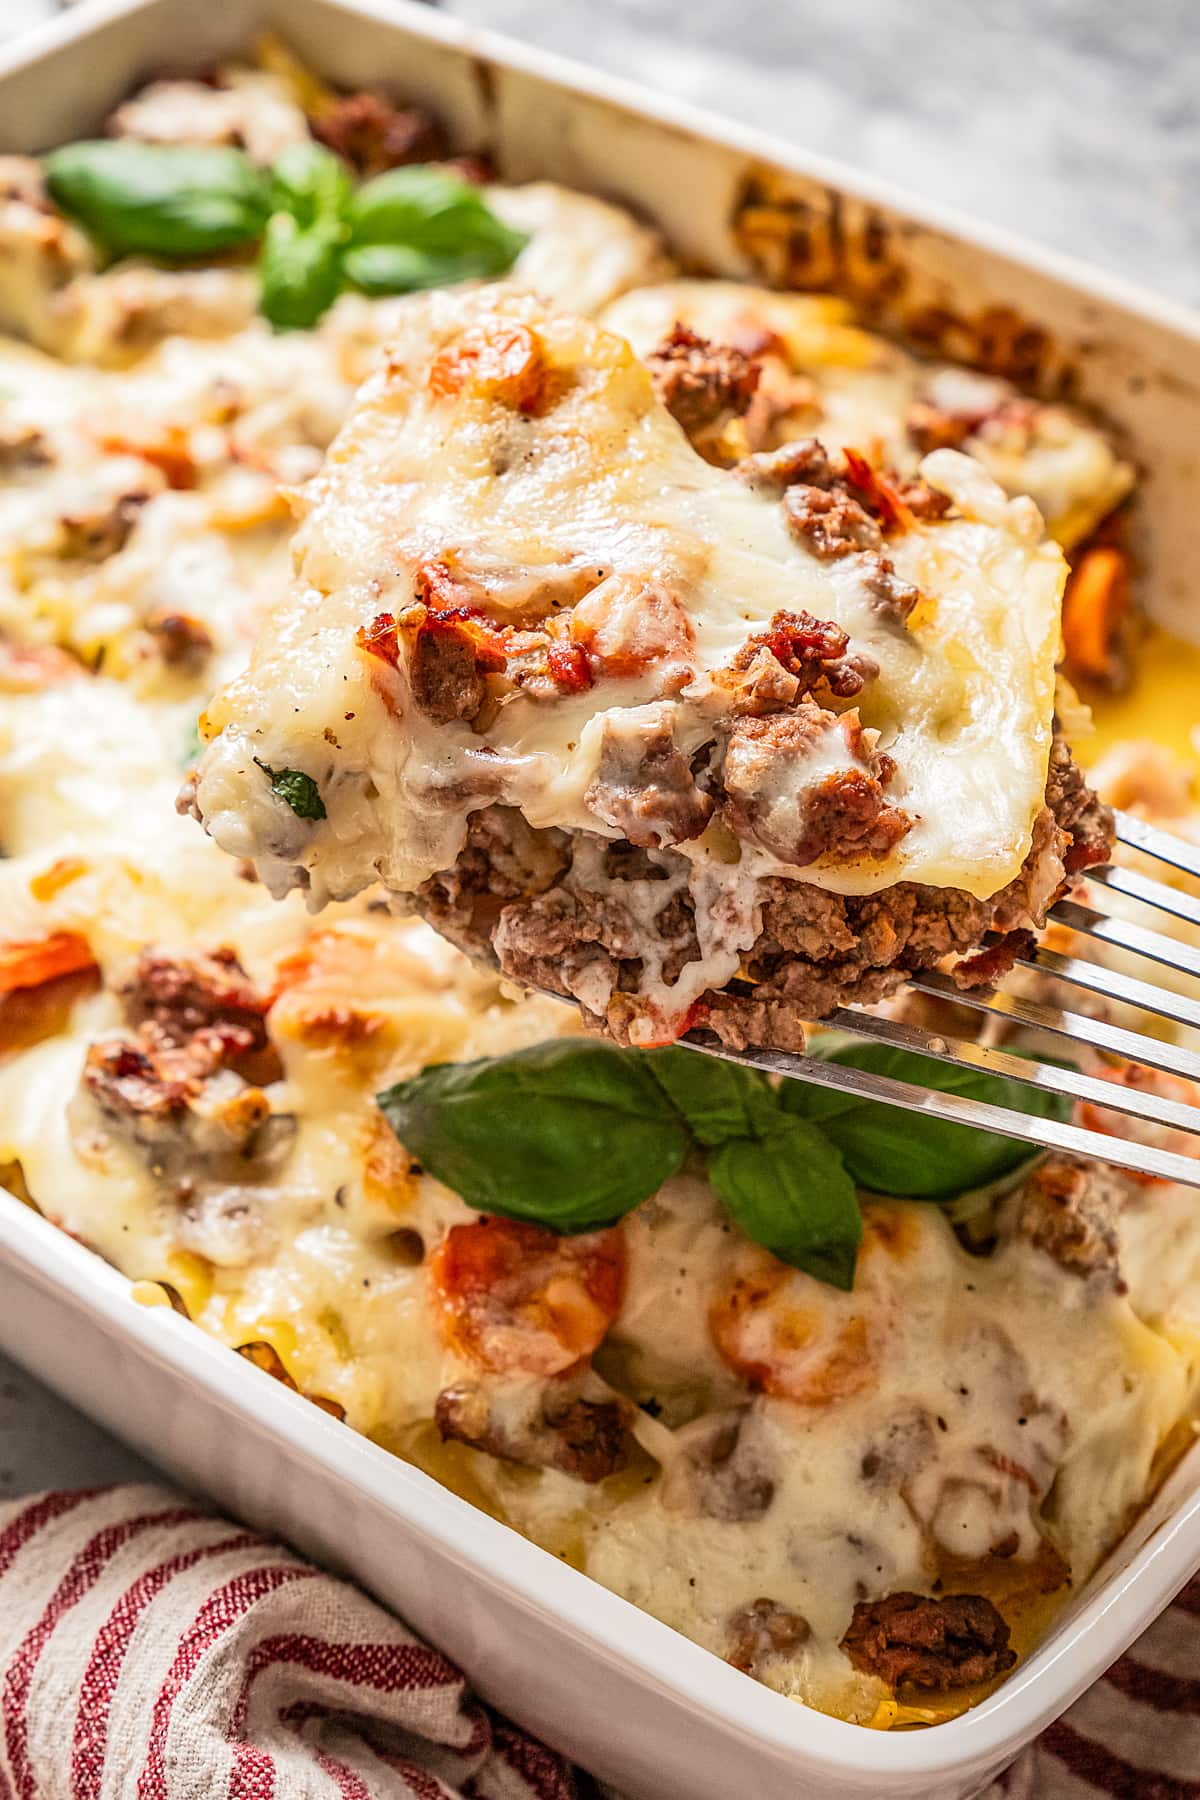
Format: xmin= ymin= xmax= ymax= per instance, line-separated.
xmin=451 ymin=0 xmax=1198 ymax=307
xmin=0 ymin=0 xmax=1193 ymax=1500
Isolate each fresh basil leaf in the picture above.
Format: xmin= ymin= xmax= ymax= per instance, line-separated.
xmin=779 ymin=1043 xmax=1072 ymax=1199
xmin=345 ymin=165 xmax=527 ymax=280
xmin=253 ymin=757 xmax=327 ymax=820
xmin=258 ymin=212 xmax=344 ymax=330
xmin=644 ymin=1046 xmax=778 ymax=1147
xmin=708 ymin=1118 xmax=861 ymax=1290
xmin=269 ymin=141 xmax=352 ymax=229
xmin=341 ymin=241 xmax=507 ymax=295
xmin=376 ymin=1039 xmax=690 ymax=1231
xmin=44 ymin=141 xmax=268 ymax=259
xmin=348 ymin=165 xmax=512 ymax=249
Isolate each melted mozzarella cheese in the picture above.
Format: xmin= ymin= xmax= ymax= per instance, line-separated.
xmin=195 ymin=283 xmax=1065 ymax=918
xmin=585 ymin=1199 xmax=1187 ymax=1717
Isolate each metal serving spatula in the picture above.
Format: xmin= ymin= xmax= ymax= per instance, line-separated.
xmin=679 ymin=810 xmax=1200 ymax=1188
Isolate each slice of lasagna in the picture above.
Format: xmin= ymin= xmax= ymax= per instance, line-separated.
xmin=188 ymin=284 xmax=1111 ymax=1049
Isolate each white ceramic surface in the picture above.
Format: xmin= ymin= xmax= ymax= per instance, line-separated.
xmin=2 ymin=4 xmax=1199 ymax=1796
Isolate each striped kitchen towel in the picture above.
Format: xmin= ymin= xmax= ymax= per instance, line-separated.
xmin=0 ymin=1484 xmax=591 ymax=1799
xmin=981 ymin=1575 xmax=1200 ymax=1800
xmin=0 ymin=1483 xmax=1195 ymax=1799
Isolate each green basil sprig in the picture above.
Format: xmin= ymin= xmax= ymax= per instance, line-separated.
xmin=258 ymin=212 xmax=345 ymax=330
xmin=378 ymin=1040 xmax=690 ymax=1232
xmin=377 ymin=1036 xmax=1076 ymax=1292
xmin=268 ymin=141 xmax=352 ymax=229
xmin=44 ymin=141 xmax=270 ymax=259
xmin=258 ymin=143 xmax=350 ymax=329
xmin=343 ymin=166 xmax=528 ymax=294
xmin=643 ymin=1047 xmax=778 ymax=1146
xmin=708 ymin=1117 xmax=861 ymax=1290
xmin=780 ymin=1042 xmax=1072 ymax=1200
xmin=379 ymin=1041 xmax=859 ymax=1288
xmin=253 ymin=758 xmax=327 ymax=821
xmin=43 ymin=138 xmax=527 ymax=331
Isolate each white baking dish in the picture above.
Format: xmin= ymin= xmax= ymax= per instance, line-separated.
xmin=2 ymin=3 xmax=1200 ymax=1795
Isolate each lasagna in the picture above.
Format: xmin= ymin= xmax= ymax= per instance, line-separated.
xmin=190 ymin=284 xmax=1111 ymax=1049
xmin=1 ymin=40 xmax=1196 ymax=1734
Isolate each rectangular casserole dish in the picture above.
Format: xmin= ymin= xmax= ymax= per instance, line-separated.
xmin=2 ymin=3 xmax=1200 ymax=1794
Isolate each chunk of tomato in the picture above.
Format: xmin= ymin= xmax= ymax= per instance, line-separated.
xmin=430 ymin=1217 xmax=625 ymax=1377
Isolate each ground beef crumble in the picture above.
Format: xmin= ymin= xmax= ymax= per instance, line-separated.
xmin=119 ymin=945 xmax=277 ymax=1080
xmin=409 ymin=618 xmax=501 ymax=725
xmin=859 ymin=551 xmax=921 ymax=626
xmin=645 ymin=323 xmax=761 ymax=448
xmin=783 ymin=480 xmax=882 ymax=561
xmin=413 ymin=807 xmax=570 ymax=961
xmin=905 ymin=399 xmax=974 ymax=456
xmin=585 ymin=707 xmax=713 ymax=848
xmin=57 ymin=490 xmax=150 ymax=562
xmin=720 ymin=703 xmax=912 ymax=868
xmin=490 ymin=876 xmax=693 ymax=1025
xmin=891 ymin=475 xmax=954 ymax=521
xmin=950 ymin=927 xmax=1038 ymax=991
xmin=79 ymin=1028 xmax=275 ymax=1174
xmin=740 ymin=435 xmax=939 ymax=622
xmin=1017 ymin=1155 xmax=1126 ymax=1289
xmin=714 ymin=609 xmax=877 ymax=708
xmin=434 ymin=1381 xmax=630 ymax=1483
xmin=357 ymin=599 xmax=507 ymax=727
xmin=737 ymin=437 xmax=836 ymax=493
xmin=310 ymin=91 xmax=446 ymax=173
xmin=75 ymin=947 xmax=285 ymax=1177
xmin=841 ymin=1591 xmax=1016 ymax=1691
xmin=142 ymin=608 xmax=214 ymax=671
xmin=1045 ymin=729 xmax=1115 ymax=872
xmin=411 ymin=727 xmax=1108 ymax=1051
xmin=725 ymin=1599 xmax=811 ymax=1676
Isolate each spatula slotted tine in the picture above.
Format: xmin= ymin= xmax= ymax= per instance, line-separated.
xmin=1114 ymin=809 xmax=1200 ymax=881
xmin=677 ymin=1032 xmax=1200 ymax=1188
xmin=1088 ymin=863 xmax=1200 ymax=930
xmin=673 ymin=816 xmax=1200 ymax=1186
xmin=819 ymin=1004 xmax=1200 ymax=1136
xmin=528 ymin=819 xmax=1200 ymax=1184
